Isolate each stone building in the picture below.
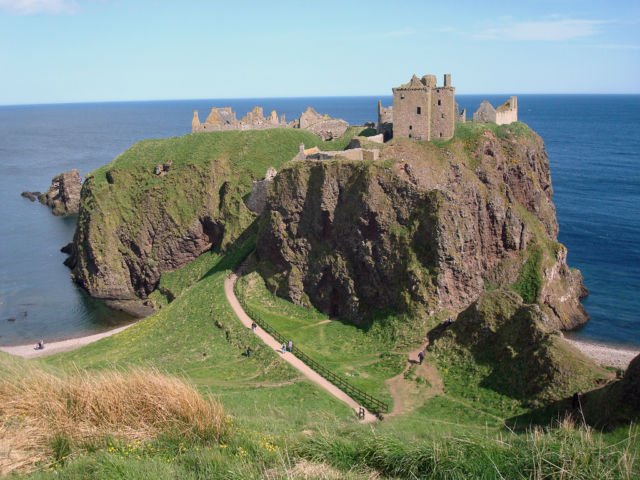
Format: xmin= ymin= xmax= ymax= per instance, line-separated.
xmin=391 ymin=73 xmax=456 ymax=141
xmin=192 ymin=105 xmax=349 ymax=140
xmin=377 ymin=100 xmax=393 ymax=140
xmin=473 ymin=96 xmax=518 ymax=125
xmin=192 ymin=106 xmax=285 ymax=132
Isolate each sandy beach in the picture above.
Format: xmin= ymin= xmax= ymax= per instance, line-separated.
xmin=566 ymin=337 xmax=639 ymax=369
xmin=0 ymin=322 xmax=137 ymax=359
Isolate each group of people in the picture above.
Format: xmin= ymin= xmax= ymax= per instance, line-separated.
xmin=249 ymin=320 xmax=294 ymax=355
xmin=281 ymin=339 xmax=293 ymax=354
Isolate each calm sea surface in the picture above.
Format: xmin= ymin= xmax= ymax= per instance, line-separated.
xmin=0 ymin=95 xmax=638 ymax=346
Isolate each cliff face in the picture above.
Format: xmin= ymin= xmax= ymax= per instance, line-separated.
xmin=66 ymin=129 xmax=327 ymax=314
xmin=256 ymin=124 xmax=587 ymax=330
xmin=431 ymin=290 xmax=607 ymax=405
xmin=39 ymin=169 xmax=82 ymax=216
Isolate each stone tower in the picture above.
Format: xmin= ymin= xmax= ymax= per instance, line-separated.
xmin=192 ymin=110 xmax=201 ymax=131
xmin=392 ymin=73 xmax=455 ymax=141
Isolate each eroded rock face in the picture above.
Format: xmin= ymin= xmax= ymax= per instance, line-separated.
xmin=256 ymin=127 xmax=588 ymax=330
xmin=38 ymin=170 xmax=82 ymax=216
xmin=67 ymin=177 xmax=246 ymax=312
xmin=622 ymin=354 xmax=640 ymax=410
xmin=432 ymin=290 xmax=607 ymax=404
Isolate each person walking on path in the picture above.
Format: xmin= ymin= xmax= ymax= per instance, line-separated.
xmin=281 ymin=343 xmax=287 ymax=354
xmin=287 ymin=339 xmax=293 ymax=353
xmin=251 ymin=321 xmax=257 ymax=332
xmin=418 ymin=350 xmax=425 ymax=365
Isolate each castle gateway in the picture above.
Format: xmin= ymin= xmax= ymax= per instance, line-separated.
xmin=391 ymin=73 xmax=455 ymax=141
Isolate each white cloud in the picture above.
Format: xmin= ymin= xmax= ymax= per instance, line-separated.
xmin=0 ymin=0 xmax=78 ymax=15
xmin=383 ymin=27 xmax=416 ymax=38
xmin=477 ymin=19 xmax=605 ymax=41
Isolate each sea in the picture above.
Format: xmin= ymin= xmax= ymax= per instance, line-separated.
xmin=0 ymin=95 xmax=638 ymax=347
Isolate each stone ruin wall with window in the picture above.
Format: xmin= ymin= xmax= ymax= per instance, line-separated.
xmin=390 ymin=73 xmax=456 ymax=141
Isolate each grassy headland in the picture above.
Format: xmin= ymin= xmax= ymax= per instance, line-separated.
xmin=2 ymin=124 xmax=637 ymax=478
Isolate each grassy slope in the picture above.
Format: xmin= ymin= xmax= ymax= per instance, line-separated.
xmin=9 ymin=125 xmax=636 ymax=478
xmin=45 ymin=242 xmax=354 ymax=435
xmin=235 ymin=272 xmax=405 ymax=405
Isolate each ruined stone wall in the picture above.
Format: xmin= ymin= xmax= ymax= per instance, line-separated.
xmin=430 ymin=87 xmax=456 ymax=140
xmin=392 ymin=73 xmax=456 ymax=141
xmin=193 ymin=105 xmax=348 ymax=139
xmin=377 ymin=101 xmax=393 ymax=139
xmin=473 ymin=100 xmax=497 ymax=123
xmin=495 ymin=96 xmax=518 ymax=125
xmin=392 ymin=87 xmax=431 ymax=140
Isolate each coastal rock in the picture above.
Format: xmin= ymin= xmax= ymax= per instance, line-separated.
xmin=20 ymin=191 xmax=41 ymax=202
xmin=65 ymin=131 xmax=296 ymax=312
xmin=256 ymin=125 xmax=588 ymax=330
xmin=622 ymin=353 xmax=640 ymax=410
xmin=431 ymin=290 xmax=608 ymax=404
xmin=39 ymin=170 xmax=82 ymax=216
xmin=245 ymin=167 xmax=277 ymax=214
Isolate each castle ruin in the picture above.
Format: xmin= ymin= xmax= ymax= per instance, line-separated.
xmin=390 ymin=73 xmax=456 ymax=141
xmin=377 ymin=73 xmax=518 ymax=141
xmin=192 ymin=105 xmax=349 ymax=141
xmin=472 ymin=96 xmax=518 ymax=125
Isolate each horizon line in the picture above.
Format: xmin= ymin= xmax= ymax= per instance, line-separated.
xmin=2 ymin=92 xmax=639 ymax=108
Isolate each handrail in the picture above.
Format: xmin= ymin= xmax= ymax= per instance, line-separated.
xmin=235 ymin=283 xmax=389 ymax=414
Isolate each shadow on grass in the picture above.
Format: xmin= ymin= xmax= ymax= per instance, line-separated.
xmin=506 ymin=379 xmax=639 ymax=432
xmin=202 ymin=219 xmax=259 ymax=280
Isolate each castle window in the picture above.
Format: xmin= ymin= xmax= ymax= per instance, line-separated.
xmin=409 ymin=133 xmax=412 ymax=138
xmin=409 ymin=125 xmax=412 ymax=130
xmin=439 ymin=133 xmax=443 ymax=137
xmin=401 ymin=94 xmax=405 ymax=100
xmin=438 ymin=99 xmax=441 ymax=106
xmin=417 ymin=106 xmax=421 ymax=115
xmin=441 ymin=113 xmax=445 ymax=119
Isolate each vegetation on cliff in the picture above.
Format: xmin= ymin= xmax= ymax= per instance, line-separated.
xmin=26 ymin=123 xmax=636 ymax=478
xmin=67 ymin=128 xmax=367 ymax=313
xmin=256 ymin=122 xmax=586 ymax=331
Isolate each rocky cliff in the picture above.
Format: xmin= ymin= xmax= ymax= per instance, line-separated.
xmin=256 ymin=123 xmax=588 ymax=330
xmin=39 ymin=169 xmax=82 ymax=216
xmin=431 ymin=290 xmax=607 ymax=404
xmin=65 ymin=129 xmax=341 ymax=315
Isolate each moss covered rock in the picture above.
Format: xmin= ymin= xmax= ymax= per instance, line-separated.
xmin=433 ymin=290 xmax=608 ymax=405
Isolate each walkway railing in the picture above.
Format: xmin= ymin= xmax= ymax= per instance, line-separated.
xmin=235 ymin=284 xmax=389 ymax=415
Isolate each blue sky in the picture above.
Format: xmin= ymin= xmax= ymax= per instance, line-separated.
xmin=0 ymin=0 xmax=638 ymax=104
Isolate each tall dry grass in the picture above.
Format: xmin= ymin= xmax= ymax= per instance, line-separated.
xmin=0 ymin=361 xmax=228 ymax=475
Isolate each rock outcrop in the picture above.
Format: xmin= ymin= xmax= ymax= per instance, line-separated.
xmin=431 ymin=290 xmax=608 ymax=404
xmin=245 ymin=167 xmax=277 ymax=214
xmin=65 ymin=130 xmax=314 ymax=315
xmin=38 ymin=170 xmax=82 ymax=216
xmin=622 ymin=354 xmax=640 ymax=410
xmin=256 ymin=124 xmax=587 ymax=330
xmin=20 ymin=191 xmax=41 ymax=202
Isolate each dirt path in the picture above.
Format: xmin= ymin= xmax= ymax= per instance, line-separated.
xmin=385 ymin=340 xmax=444 ymax=417
xmin=0 ymin=323 xmax=137 ymax=359
xmin=224 ymin=273 xmax=377 ymax=423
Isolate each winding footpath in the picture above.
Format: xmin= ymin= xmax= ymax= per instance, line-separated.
xmin=224 ymin=273 xmax=377 ymax=422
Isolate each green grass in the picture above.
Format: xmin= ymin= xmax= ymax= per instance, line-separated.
xmin=44 ymin=241 xmax=355 ymax=435
xmin=298 ymin=421 xmax=639 ymax=479
xmin=511 ymin=246 xmax=543 ymax=303
xmin=9 ymin=122 xmax=637 ymax=478
xmin=235 ymin=272 xmax=405 ymax=405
